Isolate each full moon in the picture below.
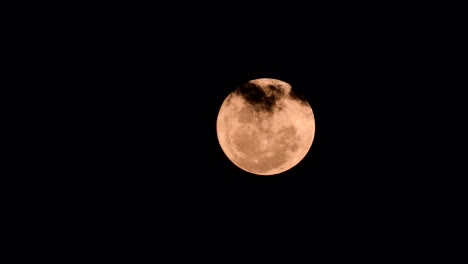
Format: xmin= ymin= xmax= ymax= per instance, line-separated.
xmin=216 ymin=78 xmax=315 ymax=176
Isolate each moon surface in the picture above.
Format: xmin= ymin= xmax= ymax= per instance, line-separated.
xmin=216 ymin=78 xmax=315 ymax=176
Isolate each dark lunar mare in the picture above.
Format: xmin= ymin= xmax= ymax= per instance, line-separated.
xmin=234 ymin=81 xmax=285 ymax=113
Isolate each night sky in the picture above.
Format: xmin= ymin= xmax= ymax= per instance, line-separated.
xmin=3 ymin=2 xmax=466 ymax=263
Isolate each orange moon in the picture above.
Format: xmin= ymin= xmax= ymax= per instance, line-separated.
xmin=216 ymin=78 xmax=316 ymax=176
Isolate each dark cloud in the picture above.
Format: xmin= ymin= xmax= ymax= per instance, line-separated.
xmin=288 ymin=89 xmax=309 ymax=106
xmin=234 ymin=81 xmax=285 ymax=113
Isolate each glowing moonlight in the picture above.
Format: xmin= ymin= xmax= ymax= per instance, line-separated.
xmin=216 ymin=78 xmax=315 ymax=176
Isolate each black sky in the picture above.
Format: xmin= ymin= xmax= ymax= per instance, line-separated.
xmin=4 ymin=2 xmax=467 ymax=263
